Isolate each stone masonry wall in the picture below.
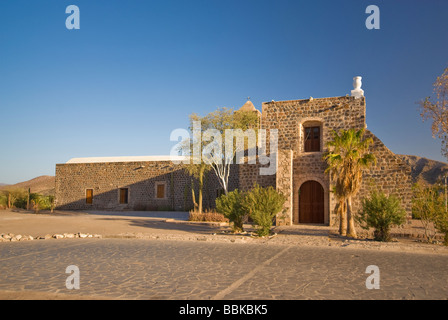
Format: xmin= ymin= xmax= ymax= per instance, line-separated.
xmin=260 ymin=96 xmax=412 ymax=226
xmin=261 ymin=96 xmax=366 ymax=152
xmin=55 ymin=95 xmax=413 ymax=227
xmin=276 ymin=149 xmax=293 ymax=225
xmin=357 ymin=130 xmax=413 ymax=216
xmin=55 ymin=161 xmax=238 ymax=211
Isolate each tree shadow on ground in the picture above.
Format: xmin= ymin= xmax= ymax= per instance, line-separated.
xmin=274 ymin=224 xmax=331 ymax=237
xmin=8 ymin=208 xmax=89 ymax=216
xmin=94 ymin=216 xmax=228 ymax=235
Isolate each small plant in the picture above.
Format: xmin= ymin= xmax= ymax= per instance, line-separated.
xmin=358 ymin=191 xmax=406 ymax=242
xmin=215 ymin=189 xmax=246 ymax=232
xmin=31 ymin=197 xmax=43 ymax=214
xmin=244 ymin=184 xmax=286 ymax=237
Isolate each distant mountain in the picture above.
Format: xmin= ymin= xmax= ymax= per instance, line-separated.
xmin=0 ymin=175 xmax=55 ymax=195
xmin=398 ymin=155 xmax=448 ymax=186
xmin=0 ymin=156 xmax=445 ymax=197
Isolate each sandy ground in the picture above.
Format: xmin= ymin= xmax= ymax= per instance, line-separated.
xmin=0 ymin=290 xmax=111 ymax=300
xmin=1 ymin=208 xmax=447 ymax=255
xmin=1 ymin=208 xmax=448 ymax=300
xmin=0 ymin=210 xmax=223 ymax=238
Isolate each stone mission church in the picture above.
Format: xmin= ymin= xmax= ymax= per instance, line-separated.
xmin=55 ymin=77 xmax=412 ymax=227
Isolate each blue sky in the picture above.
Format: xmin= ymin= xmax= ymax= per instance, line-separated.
xmin=0 ymin=0 xmax=447 ymax=184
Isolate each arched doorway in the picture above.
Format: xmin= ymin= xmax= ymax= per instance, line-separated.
xmin=299 ymin=180 xmax=324 ymax=224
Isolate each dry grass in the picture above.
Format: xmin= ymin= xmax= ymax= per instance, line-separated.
xmin=188 ymin=209 xmax=229 ymax=223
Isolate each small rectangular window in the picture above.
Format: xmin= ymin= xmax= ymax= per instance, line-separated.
xmin=156 ymin=184 xmax=165 ymax=199
xmin=119 ymin=188 xmax=129 ymax=204
xmin=86 ymin=189 xmax=93 ymax=204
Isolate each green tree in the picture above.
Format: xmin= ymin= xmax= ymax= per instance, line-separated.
xmin=184 ymin=163 xmax=210 ymax=214
xmin=358 ymin=191 xmax=406 ymax=242
xmin=412 ymin=183 xmax=448 ymax=245
xmin=0 ymin=194 xmax=7 ymax=208
xmin=323 ymin=128 xmax=377 ymax=238
xmin=1 ymin=188 xmax=28 ymax=209
xmin=180 ymin=113 xmax=213 ymax=214
xmin=332 ymin=186 xmax=347 ymax=236
xmin=412 ymin=183 xmax=444 ymax=242
xmin=188 ymin=107 xmax=259 ymax=195
xmin=244 ymin=184 xmax=286 ymax=237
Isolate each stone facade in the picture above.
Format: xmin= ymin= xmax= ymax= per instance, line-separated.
xmin=55 ymin=93 xmax=412 ymax=228
xmin=55 ymin=161 xmax=238 ymax=211
xmin=260 ymin=96 xmax=412 ymax=227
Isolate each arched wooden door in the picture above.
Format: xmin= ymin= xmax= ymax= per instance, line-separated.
xmin=299 ymin=181 xmax=324 ymax=224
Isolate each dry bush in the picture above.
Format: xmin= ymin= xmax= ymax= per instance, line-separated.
xmin=189 ymin=209 xmax=229 ymax=223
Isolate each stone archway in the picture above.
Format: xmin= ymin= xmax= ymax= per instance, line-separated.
xmin=298 ymin=180 xmax=325 ymax=224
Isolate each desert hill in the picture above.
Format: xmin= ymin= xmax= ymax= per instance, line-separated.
xmin=0 ymin=175 xmax=55 ymax=196
xmin=398 ymin=155 xmax=448 ymax=186
xmin=0 ymin=155 xmax=446 ymax=197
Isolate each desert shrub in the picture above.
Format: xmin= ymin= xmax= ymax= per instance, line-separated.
xmin=215 ymin=189 xmax=247 ymax=232
xmin=188 ymin=210 xmax=202 ymax=221
xmin=358 ymin=191 xmax=406 ymax=242
xmin=434 ymin=208 xmax=448 ymax=246
xmin=189 ymin=209 xmax=229 ymax=223
xmin=22 ymin=194 xmax=54 ymax=213
xmin=0 ymin=189 xmax=55 ymax=212
xmin=0 ymin=188 xmax=27 ymax=209
xmin=30 ymin=199 xmax=38 ymax=213
xmin=0 ymin=194 xmax=7 ymax=209
xmin=244 ymin=184 xmax=286 ymax=237
xmin=412 ymin=183 xmax=445 ymax=242
xmin=40 ymin=195 xmax=55 ymax=212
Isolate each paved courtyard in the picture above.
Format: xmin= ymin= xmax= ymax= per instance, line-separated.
xmin=1 ymin=238 xmax=447 ymax=300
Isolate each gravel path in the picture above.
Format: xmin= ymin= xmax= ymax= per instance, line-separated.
xmin=1 ymin=238 xmax=447 ymax=300
xmin=1 ymin=209 xmax=448 ymax=300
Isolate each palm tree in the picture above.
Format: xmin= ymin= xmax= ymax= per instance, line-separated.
xmin=323 ymin=128 xmax=376 ymax=238
xmin=332 ymin=186 xmax=347 ymax=236
xmin=184 ymin=162 xmax=210 ymax=214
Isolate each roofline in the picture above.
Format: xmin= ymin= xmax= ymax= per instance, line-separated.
xmin=262 ymin=95 xmax=362 ymax=105
xmin=65 ymin=155 xmax=188 ymax=164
